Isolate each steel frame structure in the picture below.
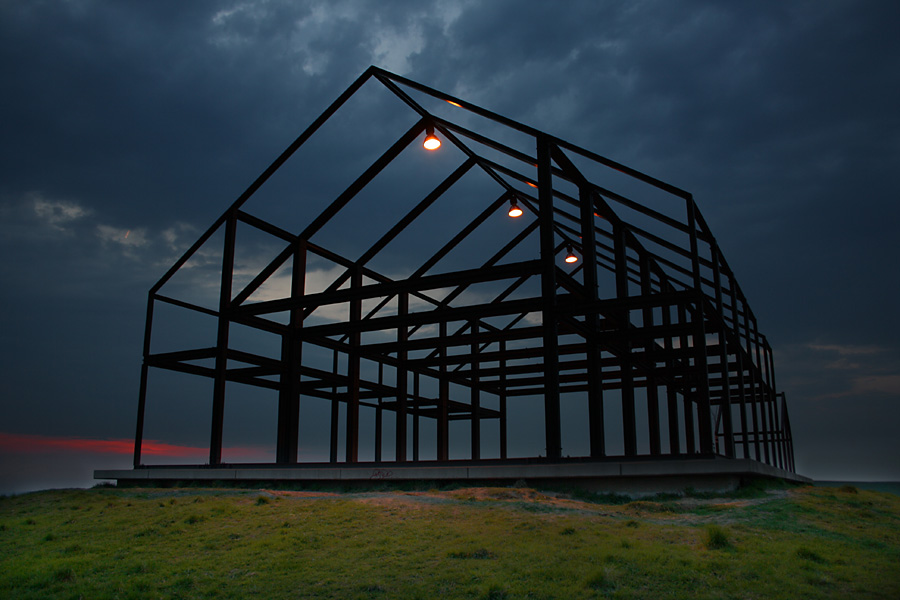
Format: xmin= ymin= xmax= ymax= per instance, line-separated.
xmin=133 ymin=67 xmax=796 ymax=473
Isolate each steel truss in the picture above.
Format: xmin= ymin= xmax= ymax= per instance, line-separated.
xmin=133 ymin=67 xmax=796 ymax=473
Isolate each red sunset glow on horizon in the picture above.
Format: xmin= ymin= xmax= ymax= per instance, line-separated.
xmin=0 ymin=432 xmax=271 ymax=461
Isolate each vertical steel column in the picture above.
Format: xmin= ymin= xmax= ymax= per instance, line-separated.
xmin=329 ymin=348 xmax=339 ymax=463
xmin=437 ymin=320 xmax=450 ymax=461
xmin=537 ymin=135 xmax=562 ymax=460
xmin=742 ymin=303 xmax=761 ymax=461
xmin=345 ymin=268 xmax=362 ymax=463
xmin=396 ymin=293 xmax=408 ymax=462
xmin=781 ymin=395 xmax=795 ymax=472
xmin=711 ymin=248 xmax=735 ymax=457
xmin=615 ymin=224 xmax=637 ymax=456
xmin=276 ymin=241 xmax=306 ymax=464
xmin=375 ymin=362 xmax=383 ymax=462
xmin=767 ymin=347 xmax=785 ymax=469
xmin=499 ymin=339 xmax=508 ymax=460
xmin=470 ymin=321 xmax=481 ymax=460
xmin=640 ymin=254 xmax=661 ymax=456
xmin=133 ymin=364 xmax=150 ymax=468
xmin=412 ymin=373 xmax=420 ymax=462
xmin=729 ymin=281 xmax=750 ymax=458
xmin=662 ymin=303 xmax=680 ymax=455
xmin=777 ymin=357 xmax=787 ymax=471
xmin=752 ymin=317 xmax=771 ymax=465
xmin=678 ymin=302 xmax=695 ymax=453
xmin=210 ymin=212 xmax=236 ymax=466
xmin=580 ymin=186 xmax=605 ymax=457
xmin=686 ymin=200 xmax=713 ymax=455
xmin=764 ymin=342 xmax=782 ymax=469
xmin=133 ymin=294 xmax=154 ymax=468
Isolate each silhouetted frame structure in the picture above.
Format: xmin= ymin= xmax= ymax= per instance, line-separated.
xmin=131 ymin=67 xmax=797 ymax=477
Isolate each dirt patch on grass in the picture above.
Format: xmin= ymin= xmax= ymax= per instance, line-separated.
xmin=336 ymin=487 xmax=614 ymax=515
xmin=352 ymin=494 xmax=433 ymax=509
xmin=262 ymin=490 xmax=341 ymax=499
xmin=245 ymin=485 xmax=795 ymax=525
xmin=434 ymin=486 xmax=581 ymax=509
xmin=677 ymin=489 xmax=791 ymax=510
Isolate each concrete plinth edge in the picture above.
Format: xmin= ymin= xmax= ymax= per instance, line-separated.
xmin=95 ymin=458 xmax=812 ymax=496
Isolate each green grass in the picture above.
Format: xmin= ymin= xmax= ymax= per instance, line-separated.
xmin=703 ymin=524 xmax=732 ymax=550
xmin=0 ymin=485 xmax=898 ymax=598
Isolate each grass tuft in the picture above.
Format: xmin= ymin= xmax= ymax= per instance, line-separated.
xmin=804 ymin=573 xmax=834 ymax=587
xmin=483 ymin=585 xmax=508 ymax=599
xmin=652 ymin=492 xmax=683 ymax=502
xmin=514 ymin=501 xmax=557 ymax=513
xmin=795 ymin=546 xmax=827 ymax=564
xmin=586 ymin=571 xmax=617 ymax=593
xmin=626 ymin=500 xmax=677 ymax=513
xmin=255 ymin=496 xmax=270 ymax=506
xmin=569 ymin=489 xmax=631 ymax=505
xmin=448 ymin=548 xmax=495 ymax=559
xmin=838 ymin=484 xmax=859 ymax=494
xmin=560 ymin=526 xmax=577 ymax=535
xmin=53 ymin=567 xmax=75 ymax=583
xmin=185 ymin=514 xmax=205 ymax=525
xmin=704 ymin=524 xmax=732 ymax=550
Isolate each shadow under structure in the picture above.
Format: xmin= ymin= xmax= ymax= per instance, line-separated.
xmin=99 ymin=67 xmax=803 ymax=490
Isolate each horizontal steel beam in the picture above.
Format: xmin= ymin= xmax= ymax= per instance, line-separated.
xmin=236 ymin=260 xmax=542 ymax=317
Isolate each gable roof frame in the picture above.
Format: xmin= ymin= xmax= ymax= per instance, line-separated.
xmin=132 ymin=66 xmax=795 ymax=475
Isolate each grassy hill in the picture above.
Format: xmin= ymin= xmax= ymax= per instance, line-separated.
xmin=1 ymin=482 xmax=898 ymax=599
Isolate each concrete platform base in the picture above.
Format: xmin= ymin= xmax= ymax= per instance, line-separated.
xmin=96 ymin=457 xmax=811 ymax=496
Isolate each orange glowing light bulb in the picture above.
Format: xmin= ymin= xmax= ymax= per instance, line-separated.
xmin=423 ymin=126 xmax=441 ymax=150
xmin=565 ymin=245 xmax=578 ymax=263
xmin=508 ymin=200 xmax=523 ymax=218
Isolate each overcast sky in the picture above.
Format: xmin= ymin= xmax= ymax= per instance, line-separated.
xmin=1 ymin=0 xmax=898 ymax=494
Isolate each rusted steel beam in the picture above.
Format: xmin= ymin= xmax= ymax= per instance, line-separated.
xmin=135 ymin=68 xmax=792 ymax=473
xmin=537 ymin=136 xmax=561 ymax=460
xmin=237 ymin=260 xmax=542 ymax=317
xmin=209 ymin=212 xmax=236 ymax=466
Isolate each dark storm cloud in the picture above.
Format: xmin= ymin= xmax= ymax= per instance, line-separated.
xmin=2 ymin=1 xmax=312 ymax=223
xmin=1 ymin=0 xmax=898 ymax=491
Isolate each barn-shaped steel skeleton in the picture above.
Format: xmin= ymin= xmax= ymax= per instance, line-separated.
xmin=133 ymin=67 xmax=796 ymax=474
